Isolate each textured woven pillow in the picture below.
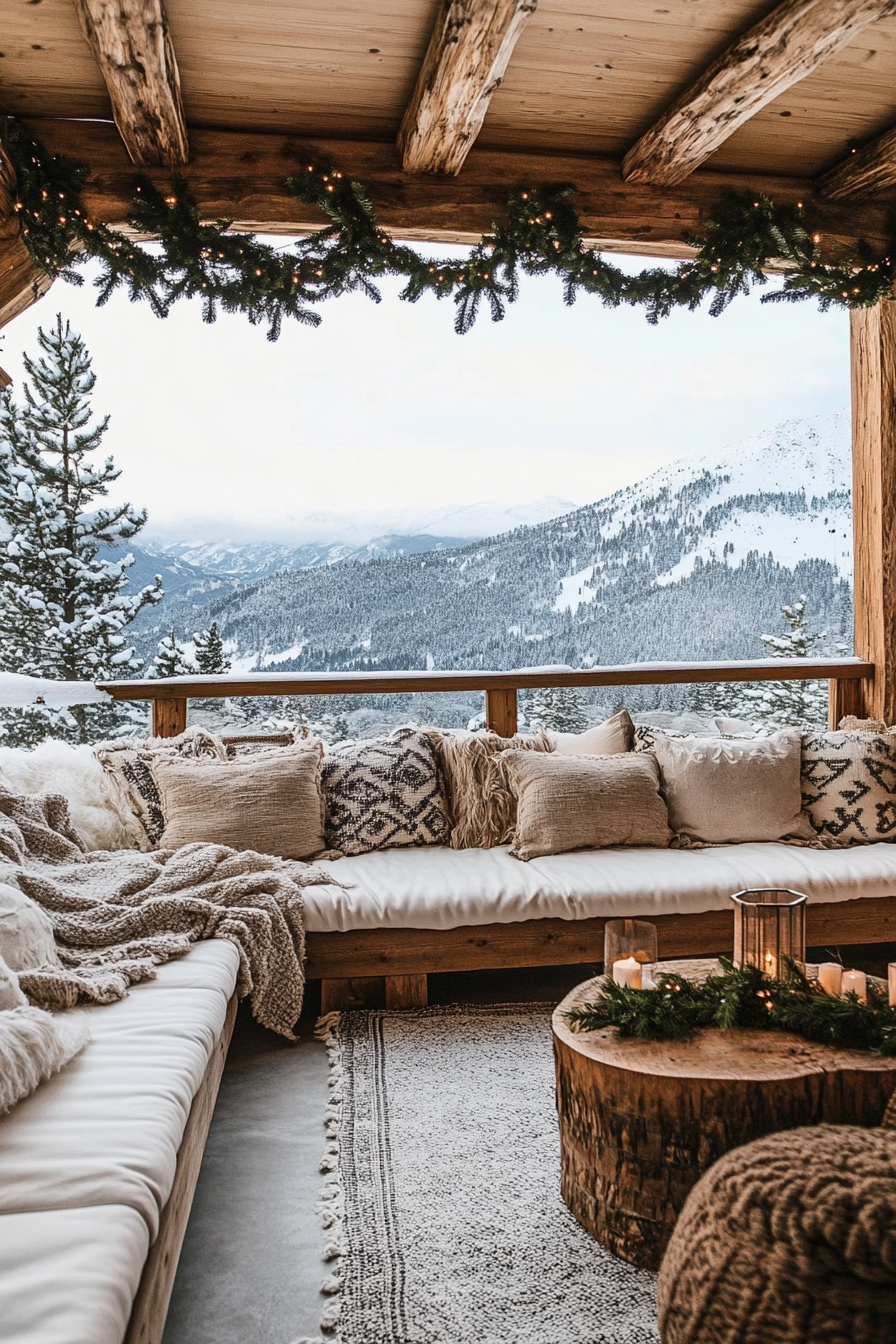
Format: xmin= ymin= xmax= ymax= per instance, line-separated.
xmin=323 ymin=728 xmax=450 ymax=856
xmin=548 ymin=708 xmax=634 ymax=755
xmin=502 ymin=751 xmax=671 ymax=860
xmin=429 ymin=729 xmax=552 ymax=849
xmin=96 ymin=726 xmax=228 ymax=850
xmin=155 ymin=744 xmax=326 ymax=859
xmin=0 ymin=1005 xmax=90 ymax=1115
xmin=651 ymin=728 xmax=816 ymax=846
xmin=801 ymin=729 xmax=896 ymax=845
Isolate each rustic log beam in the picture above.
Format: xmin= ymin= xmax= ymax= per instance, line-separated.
xmin=0 ymin=138 xmax=53 ymax=330
xmin=74 ymin=0 xmax=188 ymax=167
xmin=622 ymin=0 xmax=896 ymax=187
xmin=850 ymin=300 xmax=896 ymax=726
xmin=817 ymin=123 xmax=896 ymax=199
xmin=18 ymin=119 xmax=896 ymax=262
xmin=398 ymin=0 xmax=537 ymax=175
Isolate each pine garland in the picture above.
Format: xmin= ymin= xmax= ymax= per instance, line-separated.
xmin=566 ymin=959 xmax=896 ymax=1055
xmin=5 ymin=117 xmax=894 ymax=341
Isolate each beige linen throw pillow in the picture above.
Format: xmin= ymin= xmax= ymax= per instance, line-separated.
xmin=502 ymin=751 xmax=671 ymax=861
xmin=650 ymin=728 xmax=816 ymax=846
xmin=548 ymin=708 xmax=634 ymax=755
xmin=154 ymin=745 xmax=326 ymax=859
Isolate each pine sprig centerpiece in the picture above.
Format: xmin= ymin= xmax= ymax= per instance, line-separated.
xmin=5 ymin=117 xmax=894 ymax=339
xmin=566 ymin=960 xmax=896 ymax=1055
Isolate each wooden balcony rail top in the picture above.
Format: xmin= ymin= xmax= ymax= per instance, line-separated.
xmin=99 ymin=658 xmax=874 ymax=739
xmin=101 ymin=658 xmax=872 ymax=702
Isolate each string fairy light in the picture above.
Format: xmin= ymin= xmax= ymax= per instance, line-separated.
xmin=3 ymin=116 xmax=893 ymax=342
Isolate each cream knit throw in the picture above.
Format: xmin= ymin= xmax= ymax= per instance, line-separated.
xmin=0 ymin=783 xmax=334 ymax=1038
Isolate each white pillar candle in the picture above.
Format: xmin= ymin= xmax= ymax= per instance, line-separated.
xmin=818 ymin=962 xmax=843 ymax=996
xmin=890 ymin=963 xmax=896 ymax=1008
xmin=840 ymin=969 xmax=867 ymax=1002
xmin=612 ymin=956 xmax=642 ymax=990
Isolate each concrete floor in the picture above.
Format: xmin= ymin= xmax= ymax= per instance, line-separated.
xmin=162 ymin=946 xmax=896 ymax=1344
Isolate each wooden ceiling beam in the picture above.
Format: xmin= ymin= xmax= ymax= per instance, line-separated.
xmin=0 ymin=140 xmax=52 ymax=332
xmin=398 ymin=0 xmax=537 ymax=175
xmin=8 ymin=119 xmax=895 ymax=287
xmin=622 ymin=0 xmax=896 ymax=188
xmin=816 ymin=124 xmax=896 ymax=198
xmin=74 ymin=0 xmax=188 ymax=167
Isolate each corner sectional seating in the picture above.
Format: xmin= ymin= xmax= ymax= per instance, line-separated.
xmin=0 ymin=940 xmax=239 ymax=1344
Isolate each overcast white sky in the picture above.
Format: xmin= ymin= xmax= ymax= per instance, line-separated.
xmin=0 ymin=246 xmax=850 ymax=544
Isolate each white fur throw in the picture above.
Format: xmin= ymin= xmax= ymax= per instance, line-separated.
xmin=0 ymin=742 xmax=132 ymax=852
xmin=0 ymin=951 xmax=26 ymax=1011
xmin=0 ymin=1005 xmax=90 ymax=1113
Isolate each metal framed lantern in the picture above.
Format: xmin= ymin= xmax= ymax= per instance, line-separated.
xmin=731 ymin=888 xmax=807 ymax=979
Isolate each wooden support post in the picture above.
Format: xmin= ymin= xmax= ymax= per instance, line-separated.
xmin=850 ymin=302 xmax=896 ymax=724
xmin=320 ymin=977 xmax=385 ymax=1014
xmin=384 ymin=974 xmax=428 ymax=1009
xmin=485 ymin=686 xmax=517 ymax=736
xmin=828 ymin=676 xmax=867 ymax=729
xmin=152 ymin=697 xmax=187 ymax=738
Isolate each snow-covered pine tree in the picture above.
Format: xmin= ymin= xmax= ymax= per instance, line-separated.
xmin=737 ymin=595 xmax=832 ymax=728
xmin=193 ymin=621 xmax=230 ymax=674
xmin=152 ymin=632 xmax=195 ymax=678
xmin=524 ymin=685 xmax=590 ymax=733
xmin=0 ymin=316 xmax=163 ymax=745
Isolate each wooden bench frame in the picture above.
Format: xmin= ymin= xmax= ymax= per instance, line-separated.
xmin=124 ymin=993 xmax=238 ymax=1344
xmin=307 ymin=896 xmax=896 ymax=1012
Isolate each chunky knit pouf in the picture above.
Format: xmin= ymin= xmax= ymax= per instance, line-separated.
xmin=657 ymin=1124 xmax=896 ymax=1344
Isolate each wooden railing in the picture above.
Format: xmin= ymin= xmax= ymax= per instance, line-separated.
xmin=100 ymin=657 xmax=874 ymax=738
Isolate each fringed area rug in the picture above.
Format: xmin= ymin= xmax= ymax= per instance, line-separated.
xmin=311 ymin=1003 xmax=659 ymax=1344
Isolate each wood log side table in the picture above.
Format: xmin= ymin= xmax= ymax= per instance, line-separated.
xmin=552 ymin=971 xmax=896 ymax=1272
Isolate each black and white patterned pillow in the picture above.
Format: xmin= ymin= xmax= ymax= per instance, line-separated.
xmin=95 ymin=727 xmax=228 ymax=850
xmin=801 ymin=730 xmax=896 ymax=845
xmin=322 ymin=728 xmax=451 ymax=856
xmin=633 ymin=725 xmax=693 ymax=754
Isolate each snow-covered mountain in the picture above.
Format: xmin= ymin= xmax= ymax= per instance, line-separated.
xmin=140 ymin=532 xmax=481 ymax=581
xmin=132 ymin=413 xmax=854 ymax=697
xmin=141 ymin=495 xmax=580 ymax=578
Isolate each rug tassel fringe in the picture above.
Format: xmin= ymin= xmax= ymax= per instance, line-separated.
xmin=315 ymin=1012 xmax=346 ymax=1339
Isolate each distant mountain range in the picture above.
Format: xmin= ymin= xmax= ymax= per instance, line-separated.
xmin=128 ymin=413 xmax=854 ymax=705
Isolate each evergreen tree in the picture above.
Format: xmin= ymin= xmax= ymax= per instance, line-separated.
xmin=524 ymin=685 xmax=590 ymax=733
xmin=151 ymin=631 xmax=195 ymax=678
xmin=0 ymin=316 xmax=163 ymax=745
xmin=737 ymin=595 xmax=832 ymax=727
xmin=193 ymin=621 xmax=230 ymax=674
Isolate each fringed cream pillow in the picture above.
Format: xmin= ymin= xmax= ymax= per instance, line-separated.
xmin=428 ymin=729 xmax=553 ymax=849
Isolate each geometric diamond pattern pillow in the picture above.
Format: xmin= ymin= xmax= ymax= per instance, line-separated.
xmin=321 ymin=727 xmax=451 ymax=856
xmin=801 ymin=730 xmax=896 ymax=844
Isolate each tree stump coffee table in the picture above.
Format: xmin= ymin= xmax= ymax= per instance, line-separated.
xmin=552 ymin=969 xmax=896 ymax=1271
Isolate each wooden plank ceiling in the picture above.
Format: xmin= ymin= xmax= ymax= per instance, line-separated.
xmin=3 ymin=0 xmax=896 ymax=310
xmin=3 ymin=0 xmax=896 ymax=180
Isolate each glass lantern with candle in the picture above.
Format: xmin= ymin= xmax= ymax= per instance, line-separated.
xmin=604 ymin=919 xmax=658 ymax=990
xmin=731 ymin=888 xmax=807 ymax=980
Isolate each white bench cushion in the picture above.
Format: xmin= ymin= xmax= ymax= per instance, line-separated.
xmin=0 ymin=939 xmax=240 ymax=1238
xmin=305 ymin=842 xmax=896 ymax=932
xmin=0 ymin=1205 xmax=149 ymax=1344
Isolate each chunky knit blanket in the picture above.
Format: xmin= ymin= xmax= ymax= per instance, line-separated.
xmin=0 ymin=785 xmax=334 ymax=1038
